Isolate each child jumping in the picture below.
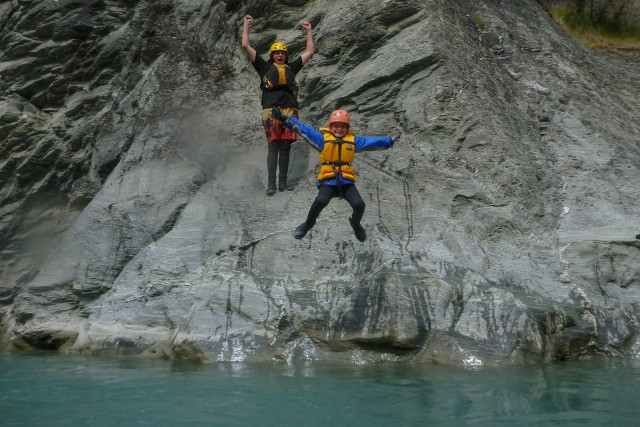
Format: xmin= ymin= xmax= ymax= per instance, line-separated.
xmin=272 ymin=107 xmax=395 ymax=242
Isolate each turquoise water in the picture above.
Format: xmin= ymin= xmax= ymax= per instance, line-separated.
xmin=2 ymin=347 xmax=640 ymax=427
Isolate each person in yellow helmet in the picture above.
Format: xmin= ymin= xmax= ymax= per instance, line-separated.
xmin=241 ymin=15 xmax=315 ymax=195
xmin=272 ymin=107 xmax=395 ymax=242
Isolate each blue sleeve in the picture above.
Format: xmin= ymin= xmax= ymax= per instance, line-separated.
xmin=285 ymin=117 xmax=324 ymax=151
xmin=354 ymin=135 xmax=393 ymax=152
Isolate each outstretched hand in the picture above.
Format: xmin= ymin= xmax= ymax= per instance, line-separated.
xmin=272 ymin=106 xmax=288 ymax=122
xmin=301 ymin=21 xmax=312 ymax=31
xmin=244 ymin=15 xmax=253 ymax=25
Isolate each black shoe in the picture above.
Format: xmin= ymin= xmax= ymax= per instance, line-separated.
xmin=266 ymin=184 xmax=276 ymax=196
xmin=294 ymin=220 xmax=315 ymax=239
xmin=278 ymin=183 xmax=294 ymax=192
xmin=349 ymin=217 xmax=367 ymax=242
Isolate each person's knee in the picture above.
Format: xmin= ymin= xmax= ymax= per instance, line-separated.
xmin=268 ymin=140 xmax=281 ymax=152
xmin=352 ymin=198 xmax=365 ymax=214
xmin=280 ymin=140 xmax=292 ymax=153
xmin=314 ymin=195 xmax=331 ymax=208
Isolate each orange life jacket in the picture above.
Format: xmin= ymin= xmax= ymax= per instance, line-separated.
xmin=317 ymin=130 xmax=357 ymax=182
xmin=261 ymin=63 xmax=297 ymax=94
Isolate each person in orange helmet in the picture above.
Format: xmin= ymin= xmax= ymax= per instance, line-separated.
xmin=273 ymin=107 xmax=395 ymax=242
xmin=241 ymin=15 xmax=314 ymax=195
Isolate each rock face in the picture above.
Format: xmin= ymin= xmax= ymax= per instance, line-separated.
xmin=1 ymin=0 xmax=638 ymax=366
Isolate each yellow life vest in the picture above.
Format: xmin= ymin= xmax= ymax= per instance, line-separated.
xmin=261 ymin=63 xmax=297 ymax=94
xmin=317 ymin=129 xmax=357 ymax=182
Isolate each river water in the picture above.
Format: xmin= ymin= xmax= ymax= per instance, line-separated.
xmin=2 ymin=347 xmax=639 ymax=426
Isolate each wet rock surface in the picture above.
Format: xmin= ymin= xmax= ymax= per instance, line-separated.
xmin=0 ymin=0 xmax=638 ymax=366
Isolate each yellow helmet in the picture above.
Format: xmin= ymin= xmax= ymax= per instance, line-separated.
xmin=269 ymin=42 xmax=288 ymax=53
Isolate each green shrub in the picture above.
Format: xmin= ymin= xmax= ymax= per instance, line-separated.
xmin=473 ymin=15 xmax=486 ymax=30
xmin=545 ymin=0 xmax=640 ymax=38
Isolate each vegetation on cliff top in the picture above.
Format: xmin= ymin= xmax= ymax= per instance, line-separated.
xmin=539 ymin=0 xmax=640 ymax=56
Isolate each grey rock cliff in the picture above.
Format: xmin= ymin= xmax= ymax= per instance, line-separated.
xmin=0 ymin=0 xmax=638 ymax=366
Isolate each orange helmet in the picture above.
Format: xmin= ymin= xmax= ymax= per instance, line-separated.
xmin=328 ymin=110 xmax=350 ymax=127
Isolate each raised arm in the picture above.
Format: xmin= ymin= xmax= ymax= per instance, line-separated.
xmin=241 ymin=15 xmax=257 ymax=62
xmin=300 ymin=20 xmax=314 ymax=64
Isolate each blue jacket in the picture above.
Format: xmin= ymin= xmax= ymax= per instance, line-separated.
xmin=285 ymin=116 xmax=393 ymax=187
